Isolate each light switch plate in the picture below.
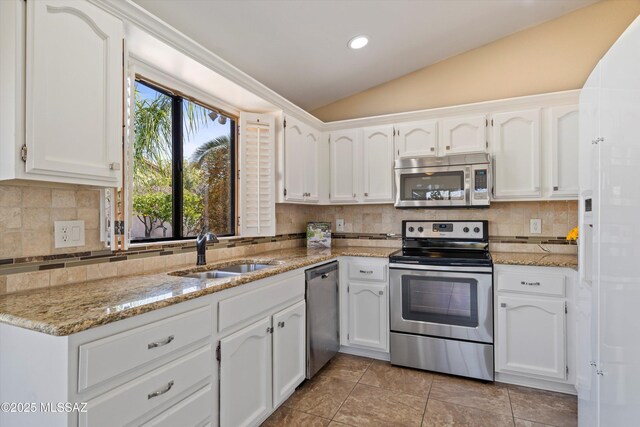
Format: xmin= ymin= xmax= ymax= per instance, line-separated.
xmin=530 ymin=219 xmax=542 ymax=234
xmin=55 ymin=220 xmax=85 ymax=248
xmin=336 ymin=219 xmax=345 ymax=232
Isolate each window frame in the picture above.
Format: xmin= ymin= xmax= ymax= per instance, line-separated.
xmin=131 ymin=78 xmax=238 ymax=243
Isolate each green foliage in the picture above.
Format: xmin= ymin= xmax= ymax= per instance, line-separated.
xmin=132 ymin=83 xmax=233 ymax=239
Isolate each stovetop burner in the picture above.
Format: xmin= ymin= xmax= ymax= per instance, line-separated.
xmin=390 ymin=220 xmax=492 ymax=268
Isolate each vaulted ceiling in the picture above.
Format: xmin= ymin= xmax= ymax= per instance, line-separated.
xmin=132 ymin=0 xmax=598 ymax=111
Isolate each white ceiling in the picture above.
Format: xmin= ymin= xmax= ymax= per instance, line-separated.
xmin=131 ymin=0 xmax=598 ymax=112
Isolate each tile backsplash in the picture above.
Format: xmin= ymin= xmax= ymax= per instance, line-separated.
xmin=0 ymin=183 xmax=105 ymax=259
xmin=276 ymin=201 xmax=578 ymax=238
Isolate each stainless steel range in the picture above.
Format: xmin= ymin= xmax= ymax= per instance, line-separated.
xmin=389 ymin=220 xmax=494 ymax=381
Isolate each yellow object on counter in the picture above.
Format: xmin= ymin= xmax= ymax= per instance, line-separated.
xmin=566 ymin=227 xmax=579 ymax=241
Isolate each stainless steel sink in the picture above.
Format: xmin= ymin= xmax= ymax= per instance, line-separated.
xmin=181 ymin=263 xmax=273 ymax=280
xmin=216 ymin=263 xmax=272 ymax=274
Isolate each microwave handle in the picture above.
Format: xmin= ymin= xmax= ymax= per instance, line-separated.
xmin=491 ymin=161 xmax=496 ymax=199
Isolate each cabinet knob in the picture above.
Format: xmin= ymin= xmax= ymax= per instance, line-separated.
xmin=553 ymin=186 xmax=559 ymax=191
xmin=430 ymin=147 xmax=435 ymax=152
xmin=378 ymin=290 xmax=383 ymax=295
xmin=109 ymin=162 xmax=121 ymax=171
xmin=353 ymin=193 xmax=356 ymax=198
xmin=445 ymin=146 xmax=451 ymax=150
xmin=500 ymin=302 xmax=507 ymax=308
xmin=364 ymin=192 xmax=368 ymax=197
xmin=278 ymin=321 xmax=285 ymax=328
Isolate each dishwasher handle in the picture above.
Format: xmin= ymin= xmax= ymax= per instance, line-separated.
xmin=305 ymin=261 xmax=338 ymax=281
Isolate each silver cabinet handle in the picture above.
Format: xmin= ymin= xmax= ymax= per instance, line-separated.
xmin=148 ymin=335 xmax=174 ymax=349
xmin=266 ymin=326 xmax=274 ymax=333
xmin=553 ymin=186 xmax=559 ymax=191
xmin=590 ymin=361 xmax=597 ymax=367
xmin=109 ymin=162 xmax=121 ymax=170
xmin=500 ymin=302 xmax=507 ymax=308
xmin=148 ymin=380 xmax=174 ymax=399
xmin=278 ymin=321 xmax=285 ymax=328
xmin=353 ymin=193 xmax=356 ymax=198
xmin=430 ymin=147 xmax=435 ymax=152
xmin=359 ymin=270 xmax=373 ymax=274
xmin=364 ymin=192 xmax=368 ymax=197
xmin=520 ymin=281 xmax=541 ymax=286
xmin=445 ymin=146 xmax=451 ymax=150
xmin=378 ymin=290 xmax=383 ymax=295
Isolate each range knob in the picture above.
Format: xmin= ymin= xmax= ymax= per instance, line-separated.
xmin=463 ymin=227 xmax=469 ymax=233
xmin=474 ymin=227 xmax=481 ymax=233
xmin=417 ymin=226 xmax=424 ymax=232
xmin=408 ymin=226 xmax=415 ymax=232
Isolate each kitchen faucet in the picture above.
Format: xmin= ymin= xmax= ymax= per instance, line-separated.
xmin=196 ymin=228 xmax=218 ymax=265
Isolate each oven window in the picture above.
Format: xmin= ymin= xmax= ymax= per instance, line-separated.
xmin=400 ymin=171 xmax=465 ymax=201
xmin=401 ymin=275 xmax=479 ymax=328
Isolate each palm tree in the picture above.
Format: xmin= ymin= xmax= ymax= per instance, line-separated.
xmin=191 ymin=135 xmax=230 ymax=165
xmin=191 ymin=135 xmax=231 ymax=233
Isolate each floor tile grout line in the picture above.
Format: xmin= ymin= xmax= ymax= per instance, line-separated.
xmin=426 ymin=396 xmax=514 ymax=419
xmin=329 ymin=380 xmax=358 ymax=423
xmin=506 ymin=384 xmax=516 ymax=425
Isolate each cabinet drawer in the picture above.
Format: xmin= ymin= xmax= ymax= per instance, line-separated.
xmin=218 ymin=273 xmax=304 ymax=333
xmin=79 ymin=345 xmax=212 ymax=427
xmin=497 ymin=270 xmax=565 ymax=297
xmin=78 ymin=306 xmax=213 ymax=392
xmin=141 ymin=384 xmax=212 ymax=427
xmin=348 ymin=262 xmax=387 ymax=282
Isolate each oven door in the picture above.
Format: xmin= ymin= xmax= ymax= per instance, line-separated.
xmin=394 ymin=165 xmax=470 ymax=208
xmin=390 ymin=266 xmax=493 ymax=343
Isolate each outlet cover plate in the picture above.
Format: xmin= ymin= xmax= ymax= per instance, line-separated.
xmin=336 ymin=219 xmax=345 ymax=232
xmin=55 ymin=220 xmax=85 ymax=248
xmin=530 ymin=219 xmax=542 ymax=234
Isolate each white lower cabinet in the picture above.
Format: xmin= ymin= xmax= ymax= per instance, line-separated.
xmin=220 ymin=317 xmax=273 ymax=427
xmin=347 ymin=281 xmax=387 ymax=351
xmin=272 ymin=301 xmax=306 ymax=407
xmin=340 ymin=257 xmax=389 ymax=354
xmin=497 ymin=295 xmax=566 ymax=379
xmin=494 ymin=264 xmax=576 ymax=392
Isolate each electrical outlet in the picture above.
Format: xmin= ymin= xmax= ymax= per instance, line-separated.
xmin=530 ymin=219 xmax=542 ymax=234
xmin=336 ymin=219 xmax=345 ymax=232
xmin=55 ymin=220 xmax=85 ymax=248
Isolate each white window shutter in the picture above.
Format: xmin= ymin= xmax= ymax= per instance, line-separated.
xmin=239 ymin=113 xmax=276 ymax=237
xmin=123 ymin=59 xmax=135 ymax=249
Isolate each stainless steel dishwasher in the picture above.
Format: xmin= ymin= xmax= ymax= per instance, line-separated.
xmin=305 ymin=261 xmax=339 ymax=379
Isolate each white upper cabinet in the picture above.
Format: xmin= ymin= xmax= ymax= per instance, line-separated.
xmin=492 ymin=109 xmax=542 ymax=199
xmin=362 ymin=125 xmax=394 ymax=203
xmin=550 ymin=105 xmax=579 ymax=198
xmin=24 ymin=0 xmax=123 ymax=186
xmin=439 ymin=114 xmax=487 ymax=156
xmin=283 ymin=116 xmax=320 ymax=203
xmin=395 ymin=120 xmax=438 ymax=158
xmin=283 ymin=119 xmax=306 ymax=202
xmin=329 ymin=130 xmax=358 ymax=203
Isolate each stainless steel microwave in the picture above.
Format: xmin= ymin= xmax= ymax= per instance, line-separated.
xmin=394 ymin=153 xmax=491 ymax=208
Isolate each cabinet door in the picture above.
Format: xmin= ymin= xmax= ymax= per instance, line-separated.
xmin=26 ymin=0 xmax=122 ymax=185
xmin=272 ymin=300 xmax=306 ymax=407
xmin=550 ymin=105 xmax=579 ymax=198
xmin=395 ymin=120 xmax=438 ymax=158
xmin=439 ymin=115 xmax=487 ymax=156
xmin=329 ymin=130 xmax=358 ymax=202
xmin=497 ymin=295 xmax=566 ymax=379
xmin=362 ymin=125 xmax=394 ymax=203
xmin=348 ymin=281 xmax=388 ymax=351
xmin=284 ymin=119 xmax=306 ymax=202
xmin=492 ymin=109 xmax=542 ymax=198
xmin=303 ymin=128 xmax=320 ymax=202
xmin=220 ymin=317 xmax=272 ymax=427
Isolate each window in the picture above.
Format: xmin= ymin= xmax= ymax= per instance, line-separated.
xmin=131 ymin=79 xmax=236 ymax=242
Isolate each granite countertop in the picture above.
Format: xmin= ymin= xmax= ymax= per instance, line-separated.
xmin=491 ymin=251 xmax=578 ymax=269
xmin=0 ymin=247 xmax=396 ymax=337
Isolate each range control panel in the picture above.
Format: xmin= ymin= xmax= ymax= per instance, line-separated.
xmin=404 ymin=220 xmax=487 ymax=239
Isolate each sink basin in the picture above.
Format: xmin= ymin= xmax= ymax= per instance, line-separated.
xmin=185 ymin=270 xmax=242 ymax=279
xmin=215 ymin=263 xmax=272 ymax=274
xmin=180 ymin=263 xmax=274 ymax=280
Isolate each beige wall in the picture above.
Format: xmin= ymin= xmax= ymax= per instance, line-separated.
xmin=312 ymin=0 xmax=640 ymax=122
xmin=277 ymin=201 xmax=578 ymax=238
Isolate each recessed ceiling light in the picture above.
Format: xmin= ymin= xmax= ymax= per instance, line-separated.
xmin=348 ymin=35 xmax=369 ymax=50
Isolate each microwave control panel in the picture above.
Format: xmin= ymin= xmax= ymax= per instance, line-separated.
xmin=472 ymin=165 xmax=490 ymax=203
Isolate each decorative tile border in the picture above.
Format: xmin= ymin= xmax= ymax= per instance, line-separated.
xmin=0 ymin=233 xmax=306 ymax=276
xmin=331 ymin=232 xmax=575 ymax=245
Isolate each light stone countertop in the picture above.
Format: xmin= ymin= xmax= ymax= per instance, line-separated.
xmin=492 ymin=251 xmax=578 ymax=269
xmin=0 ymin=247 xmax=396 ymax=336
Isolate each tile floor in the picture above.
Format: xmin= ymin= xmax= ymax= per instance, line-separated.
xmin=262 ymin=354 xmax=577 ymax=427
